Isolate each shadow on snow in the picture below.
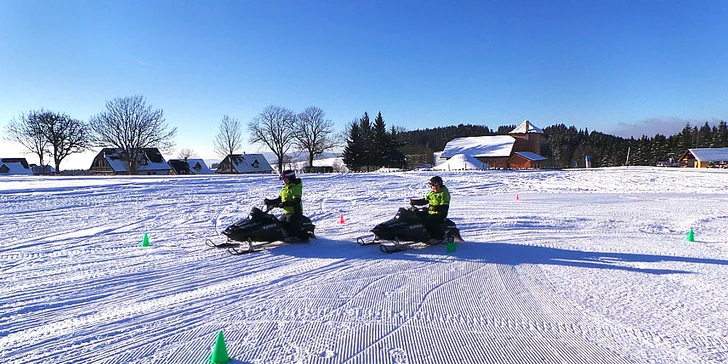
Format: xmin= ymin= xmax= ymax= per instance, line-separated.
xmin=260 ymin=238 xmax=726 ymax=275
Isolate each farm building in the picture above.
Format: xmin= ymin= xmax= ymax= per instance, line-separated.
xmin=438 ymin=120 xmax=547 ymax=169
xmin=679 ymin=148 xmax=728 ymax=168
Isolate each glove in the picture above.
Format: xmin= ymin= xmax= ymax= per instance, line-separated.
xmin=429 ymin=206 xmax=435 ymax=212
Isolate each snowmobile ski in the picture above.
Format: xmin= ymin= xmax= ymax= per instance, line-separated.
xmin=356 ymin=235 xmax=379 ymax=246
xmin=226 ymin=237 xmax=310 ymax=255
xmin=227 ymin=243 xmax=264 ymax=255
xmin=204 ymin=238 xmax=239 ymax=249
xmin=379 ymin=240 xmax=417 ymax=253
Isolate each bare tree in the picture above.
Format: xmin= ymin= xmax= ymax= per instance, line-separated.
xmin=248 ymin=105 xmax=296 ymax=173
xmin=294 ymin=106 xmax=338 ymax=168
xmin=89 ymin=95 xmax=177 ymax=174
xmin=4 ymin=109 xmax=91 ymax=173
xmin=36 ymin=111 xmax=92 ymax=173
xmin=177 ymin=148 xmax=198 ymax=160
xmin=4 ymin=111 xmax=50 ymax=167
xmin=213 ymin=115 xmax=243 ymax=158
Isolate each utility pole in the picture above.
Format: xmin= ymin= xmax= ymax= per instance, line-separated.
xmin=625 ymin=146 xmax=631 ymax=166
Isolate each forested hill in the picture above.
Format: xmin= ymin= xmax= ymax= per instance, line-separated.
xmin=397 ymin=121 xmax=728 ymax=168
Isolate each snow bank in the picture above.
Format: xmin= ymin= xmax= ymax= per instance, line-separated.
xmin=433 ymin=153 xmax=489 ymax=171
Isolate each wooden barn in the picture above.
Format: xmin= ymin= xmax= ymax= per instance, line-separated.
xmin=438 ymin=120 xmax=547 ymax=169
xmin=508 ymin=152 xmax=548 ymax=169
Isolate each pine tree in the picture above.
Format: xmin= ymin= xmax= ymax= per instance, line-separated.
xmin=371 ymin=112 xmax=389 ymax=168
xmin=698 ymin=122 xmax=713 ymax=148
xmin=358 ymin=113 xmax=373 ymax=171
xmin=716 ymin=121 xmax=728 ymax=147
xmin=342 ymin=121 xmax=365 ymax=172
xmin=387 ymin=126 xmax=406 ymax=168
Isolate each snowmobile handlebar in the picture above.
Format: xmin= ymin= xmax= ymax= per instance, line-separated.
xmin=407 ymin=206 xmax=428 ymax=213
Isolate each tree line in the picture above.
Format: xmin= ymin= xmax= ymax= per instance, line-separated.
xmin=5 ymin=94 xmax=727 ymax=173
xmin=539 ymin=121 xmax=728 ymax=168
xmin=343 ymin=119 xmax=728 ymax=170
xmin=3 ymin=97 xmax=338 ymax=174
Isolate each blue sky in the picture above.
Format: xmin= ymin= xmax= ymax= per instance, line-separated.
xmin=1 ymin=0 xmax=727 ymax=169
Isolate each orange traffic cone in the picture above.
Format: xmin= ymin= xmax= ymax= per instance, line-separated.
xmin=515 ymin=193 xmax=520 ymax=201
xmin=338 ymin=213 xmax=345 ymax=224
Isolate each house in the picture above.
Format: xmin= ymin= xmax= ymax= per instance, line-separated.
xmin=438 ymin=120 xmax=546 ymax=169
xmin=167 ymin=158 xmax=215 ymax=175
xmin=89 ymin=148 xmax=172 ymax=175
xmin=679 ymin=148 xmax=728 ymax=168
xmin=30 ymin=164 xmax=56 ymax=175
xmin=303 ymin=165 xmax=334 ymax=173
xmin=0 ymin=158 xmax=33 ymax=175
xmin=216 ymin=154 xmax=274 ymax=174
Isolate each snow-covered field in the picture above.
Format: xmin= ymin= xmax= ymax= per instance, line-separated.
xmin=1 ymin=167 xmax=727 ymax=364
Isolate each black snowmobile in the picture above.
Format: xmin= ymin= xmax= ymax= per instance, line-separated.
xmin=357 ymin=206 xmax=463 ymax=253
xmin=205 ymin=206 xmax=316 ymax=255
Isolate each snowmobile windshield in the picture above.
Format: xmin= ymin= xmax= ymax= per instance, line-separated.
xmin=395 ymin=207 xmax=415 ymax=219
xmin=248 ymin=207 xmax=265 ymax=220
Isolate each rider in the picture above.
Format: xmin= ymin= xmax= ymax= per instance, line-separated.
xmin=409 ymin=176 xmax=451 ymax=242
xmin=264 ymin=169 xmax=307 ymax=242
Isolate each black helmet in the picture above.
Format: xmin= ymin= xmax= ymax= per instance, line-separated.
xmin=429 ymin=176 xmax=443 ymax=186
xmin=280 ymin=169 xmax=296 ymax=180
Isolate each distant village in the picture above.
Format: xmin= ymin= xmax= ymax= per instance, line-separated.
xmin=2 ymin=120 xmax=727 ymax=176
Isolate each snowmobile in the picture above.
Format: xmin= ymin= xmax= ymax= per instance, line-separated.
xmin=357 ymin=206 xmax=463 ymax=253
xmin=205 ymin=206 xmax=316 ymax=255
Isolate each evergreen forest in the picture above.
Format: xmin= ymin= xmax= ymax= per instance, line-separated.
xmin=342 ymin=113 xmax=728 ymax=171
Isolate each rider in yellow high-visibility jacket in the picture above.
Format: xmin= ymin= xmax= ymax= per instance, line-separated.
xmin=409 ymin=176 xmax=450 ymax=240
xmin=264 ymin=169 xmax=305 ymax=241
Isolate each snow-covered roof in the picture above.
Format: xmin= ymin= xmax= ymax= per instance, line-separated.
xmin=432 ymin=153 xmax=489 ymax=171
xmin=185 ymin=159 xmax=215 ymax=174
xmin=688 ymin=148 xmax=728 ymax=162
xmin=0 ymin=161 xmax=33 ymax=175
xmin=93 ymin=148 xmax=171 ymax=173
xmin=105 ymin=157 xmax=128 ymax=172
xmin=441 ymin=135 xmax=515 ymax=159
xmin=227 ymin=154 xmax=274 ymax=173
xmin=513 ymin=151 xmax=547 ymax=161
xmin=135 ymin=151 xmax=171 ymax=172
xmin=510 ymin=120 xmax=543 ymax=134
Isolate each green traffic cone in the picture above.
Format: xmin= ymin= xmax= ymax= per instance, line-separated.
xmin=209 ymin=330 xmax=231 ymax=364
xmin=141 ymin=233 xmax=151 ymax=247
xmin=447 ymin=241 xmax=456 ymax=253
xmin=686 ymin=229 xmax=695 ymax=242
